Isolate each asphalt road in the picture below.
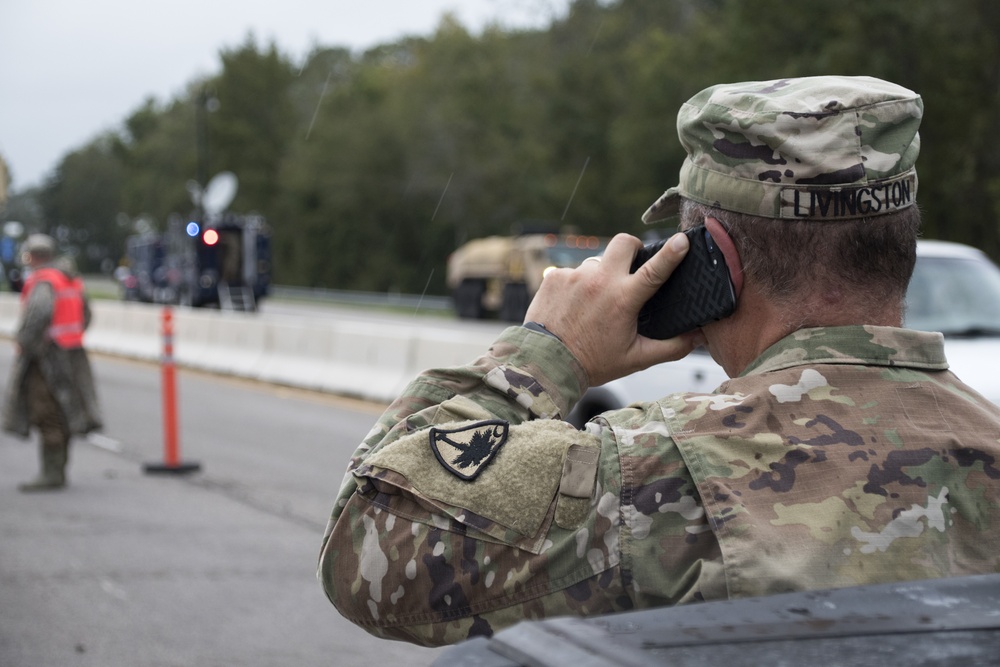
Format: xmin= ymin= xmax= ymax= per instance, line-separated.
xmin=0 ymin=340 xmax=447 ymax=666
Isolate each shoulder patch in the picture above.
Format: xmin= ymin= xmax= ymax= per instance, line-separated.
xmin=429 ymin=420 xmax=509 ymax=481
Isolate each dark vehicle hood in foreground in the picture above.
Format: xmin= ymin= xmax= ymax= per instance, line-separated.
xmin=433 ymin=573 xmax=1000 ymax=666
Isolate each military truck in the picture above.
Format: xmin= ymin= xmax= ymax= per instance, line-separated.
xmin=447 ymin=232 xmax=606 ymax=322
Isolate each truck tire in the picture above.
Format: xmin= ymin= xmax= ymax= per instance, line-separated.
xmin=500 ymin=282 xmax=531 ymax=323
xmin=454 ymin=279 xmax=486 ymax=319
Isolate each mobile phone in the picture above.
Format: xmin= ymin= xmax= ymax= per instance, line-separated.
xmin=630 ymin=225 xmax=736 ymax=339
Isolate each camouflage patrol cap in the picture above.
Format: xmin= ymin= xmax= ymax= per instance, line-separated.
xmin=642 ymin=76 xmax=922 ymax=223
xmin=22 ymin=233 xmax=56 ymax=257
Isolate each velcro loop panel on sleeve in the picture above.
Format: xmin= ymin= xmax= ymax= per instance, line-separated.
xmin=359 ymin=419 xmax=597 ymax=542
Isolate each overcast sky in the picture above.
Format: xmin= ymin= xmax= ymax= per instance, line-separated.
xmin=0 ymin=0 xmax=571 ymax=193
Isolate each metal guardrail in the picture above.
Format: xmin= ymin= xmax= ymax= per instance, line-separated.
xmin=269 ymin=285 xmax=453 ymax=312
xmin=83 ymin=275 xmax=455 ymax=313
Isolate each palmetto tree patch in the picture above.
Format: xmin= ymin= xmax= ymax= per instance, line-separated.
xmin=429 ymin=420 xmax=509 ymax=481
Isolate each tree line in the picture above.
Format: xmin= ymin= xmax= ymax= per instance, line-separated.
xmin=4 ymin=0 xmax=1000 ymax=295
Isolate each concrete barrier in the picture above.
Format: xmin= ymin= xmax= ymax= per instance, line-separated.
xmin=0 ymin=293 xmax=501 ymax=404
xmin=0 ymin=297 xmax=19 ymax=338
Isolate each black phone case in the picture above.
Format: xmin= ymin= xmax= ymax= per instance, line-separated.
xmin=630 ymin=226 xmax=736 ymax=339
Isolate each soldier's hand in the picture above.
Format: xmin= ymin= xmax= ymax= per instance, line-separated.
xmin=525 ymin=232 xmax=705 ymax=387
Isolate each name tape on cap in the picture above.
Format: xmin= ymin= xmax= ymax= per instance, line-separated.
xmin=779 ymin=172 xmax=916 ymax=220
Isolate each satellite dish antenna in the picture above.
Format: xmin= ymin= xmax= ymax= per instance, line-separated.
xmin=202 ymin=171 xmax=238 ymax=215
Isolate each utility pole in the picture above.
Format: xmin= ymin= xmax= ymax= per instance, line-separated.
xmin=196 ymin=87 xmax=211 ymax=196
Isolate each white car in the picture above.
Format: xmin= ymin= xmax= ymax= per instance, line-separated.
xmin=906 ymin=239 xmax=1000 ymax=405
xmin=568 ymin=239 xmax=1000 ymax=427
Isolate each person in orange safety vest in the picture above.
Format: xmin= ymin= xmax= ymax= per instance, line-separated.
xmin=2 ymin=234 xmax=102 ymax=491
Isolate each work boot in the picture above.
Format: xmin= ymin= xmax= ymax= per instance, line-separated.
xmin=18 ymin=472 xmax=65 ymax=492
xmin=18 ymin=443 xmax=67 ymax=492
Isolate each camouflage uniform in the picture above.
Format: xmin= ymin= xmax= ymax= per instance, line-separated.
xmin=3 ymin=255 xmax=102 ymax=490
xmin=319 ymin=77 xmax=1000 ymax=646
xmin=319 ymin=325 xmax=1000 ymax=646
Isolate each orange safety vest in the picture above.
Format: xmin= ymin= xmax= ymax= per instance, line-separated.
xmin=21 ymin=267 xmax=86 ymax=348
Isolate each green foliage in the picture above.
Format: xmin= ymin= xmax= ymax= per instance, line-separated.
xmin=40 ymin=134 xmax=127 ymax=272
xmin=118 ymin=97 xmax=198 ymax=222
xmin=16 ymin=0 xmax=1000 ymax=286
xmin=210 ymin=36 xmax=298 ymax=212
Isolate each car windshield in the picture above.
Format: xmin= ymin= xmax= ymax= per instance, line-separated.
xmin=905 ymin=254 xmax=1000 ymax=336
xmin=545 ymin=242 xmax=606 ymax=268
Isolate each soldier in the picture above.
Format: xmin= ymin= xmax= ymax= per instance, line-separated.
xmin=3 ymin=234 xmax=102 ymax=491
xmin=318 ymin=76 xmax=1000 ymax=646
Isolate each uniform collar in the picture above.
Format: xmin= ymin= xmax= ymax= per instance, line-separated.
xmin=741 ymin=325 xmax=949 ymax=377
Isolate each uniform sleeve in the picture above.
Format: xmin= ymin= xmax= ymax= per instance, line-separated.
xmin=82 ymin=292 xmax=92 ymax=331
xmin=317 ymin=326 xmax=641 ymax=646
xmin=17 ymin=281 xmax=54 ymax=356
xmin=324 ymin=325 xmax=590 ymax=528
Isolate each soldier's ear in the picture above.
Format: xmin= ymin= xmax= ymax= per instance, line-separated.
xmin=704 ymin=216 xmax=743 ymax=299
